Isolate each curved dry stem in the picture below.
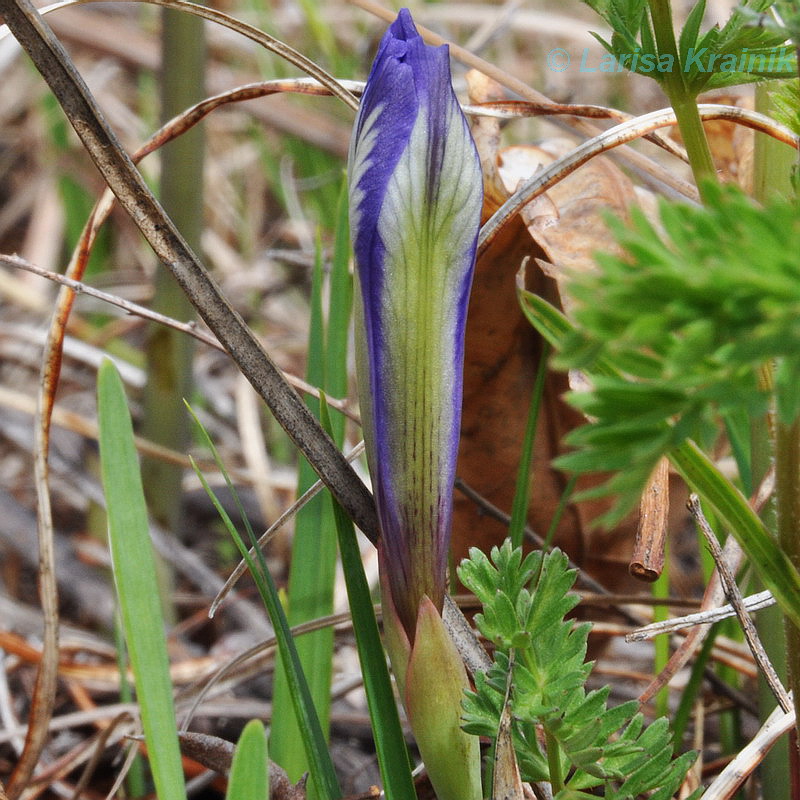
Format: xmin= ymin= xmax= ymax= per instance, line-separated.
xmin=178 ymin=610 xmax=360 ymax=731
xmin=702 ymin=701 xmax=796 ymax=799
xmin=462 ymin=99 xmax=689 ymax=162
xmin=478 ymin=104 xmax=800 ymax=259
xmin=7 ymin=431 xmax=61 ymax=799
xmin=2 ymin=194 xmax=94 ymax=800
xmin=1 ymin=0 xmax=359 ymax=110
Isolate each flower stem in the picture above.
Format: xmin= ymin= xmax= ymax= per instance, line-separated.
xmin=668 ymin=93 xmax=718 ymax=196
xmin=545 ymin=729 xmax=565 ymax=792
xmin=648 ymin=0 xmax=717 ymax=196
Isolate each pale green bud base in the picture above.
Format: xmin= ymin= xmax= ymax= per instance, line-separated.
xmin=380 ymin=561 xmax=482 ymax=800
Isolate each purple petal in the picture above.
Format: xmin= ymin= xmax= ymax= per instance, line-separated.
xmin=349 ymin=9 xmax=483 ymax=636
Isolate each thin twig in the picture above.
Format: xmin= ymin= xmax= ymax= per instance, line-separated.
xmin=1 ymin=254 xmax=357 ymax=419
xmin=5 ymin=0 xmax=360 ymax=110
xmin=5 ymin=182 xmax=64 ymax=800
xmin=462 ymin=100 xmax=688 ymax=162
xmin=178 ymin=610 xmax=363 ymax=730
xmin=638 ymin=533 xmax=745 ymax=705
xmin=638 ymin=464 xmax=775 ymax=704
xmin=628 ymin=590 xmax=775 ymax=641
xmin=688 ymin=494 xmax=792 ymax=713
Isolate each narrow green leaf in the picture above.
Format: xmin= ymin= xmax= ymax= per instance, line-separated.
xmin=186 ymin=408 xmax=342 ymax=800
xmin=671 ymin=627 xmax=718 ymax=745
xmin=271 ymin=240 xmax=336 ymax=790
xmin=319 ymin=399 xmax=417 ymax=800
xmin=326 ymin=180 xmax=354 ymax=425
xmin=670 ymin=439 xmax=800 ymax=630
xmin=97 ymin=359 xmax=186 ymax=800
xmin=516 ymin=283 xmax=572 ymax=351
xmin=272 ymin=190 xmax=353 ymax=788
xmin=508 ymin=346 xmax=549 ymax=549
xmin=226 ymin=720 xmax=268 ymax=800
xmin=516 ymin=285 xmax=624 ymax=379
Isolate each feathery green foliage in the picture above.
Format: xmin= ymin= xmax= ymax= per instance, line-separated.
xmin=547 ymin=184 xmax=800 ymax=514
xmin=459 ymin=543 xmax=697 ymax=798
xmin=770 ymin=79 xmax=800 ymax=134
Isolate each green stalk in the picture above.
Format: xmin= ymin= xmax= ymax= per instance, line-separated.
xmin=321 ymin=399 xmax=416 ymax=800
xmin=270 ymin=187 xmax=352 ymax=792
xmin=186 ymin=411 xmax=342 ymax=800
xmin=652 ymin=542 xmax=670 ymax=719
xmin=775 ymin=417 xmax=800 ymax=749
xmin=141 ymin=3 xmax=206 ymax=618
xmin=752 ymin=104 xmax=794 ymax=796
xmin=270 ymin=248 xmax=336 ymax=793
xmin=753 ymin=84 xmax=797 ymax=203
xmin=647 ymin=0 xmax=717 ymax=194
xmin=545 ymin=730 xmax=565 ymax=792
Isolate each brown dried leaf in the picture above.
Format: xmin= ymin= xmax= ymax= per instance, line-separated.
xmin=498 ymin=137 xmax=638 ymax=296
xmin=456 ymin=73 xmax=646 ymax=592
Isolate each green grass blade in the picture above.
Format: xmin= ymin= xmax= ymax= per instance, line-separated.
xmin=672 ymin=627 xmax=718 ymax=745
xmin=226 ymin=720 xmax=268 ymax=800
xmin=508 ymin=345 xmax=549 ymax=549
xmin=652 ymin=546 xmax=670 ymax=719
xmin=271 ymin=241 xmax=337 ymax=790
xmin=273 ymin=181 xmax=353 ymax=789
xmin=96 ymin=359 xmax=186 ymax=800
xmin=326 ymin=181 xmax=354 ymax=433
xmin=320 ymin=400 xmax=416 ymax=800
xmin=517 ymin=285 xmax=573 ymax=351
xmin=517 ymin=288 xmax=620 ymax=378
xmin=186 ymin=408 xmax=342 ymax=800
xmin=670 ymin=439 xmax=800 ymax=630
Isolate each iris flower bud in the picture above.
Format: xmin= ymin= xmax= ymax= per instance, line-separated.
xmin=349 ymin=7 xmax=482 ymax=638
xmin=348 ymin=12 xmax=483 ymax=800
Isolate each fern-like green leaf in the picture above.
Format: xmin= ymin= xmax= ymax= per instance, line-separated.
xmin=546 ymin=184 xmax=800 ymax=523
xmin=458 ymin=543 xmax=695 ymax=794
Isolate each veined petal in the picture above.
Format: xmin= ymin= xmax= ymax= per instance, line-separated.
xmin=349 ymin=9 xmax=483 ymax=636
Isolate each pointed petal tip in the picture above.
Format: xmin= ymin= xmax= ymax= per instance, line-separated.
xmin=392 ymin=8 xmax=418 ymax=38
